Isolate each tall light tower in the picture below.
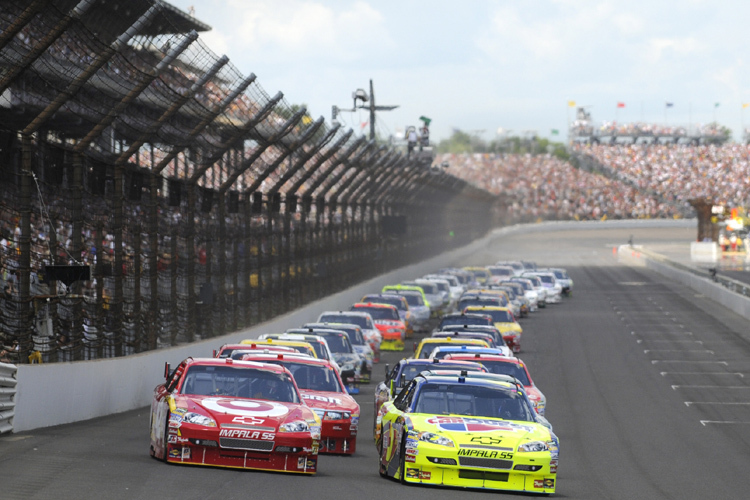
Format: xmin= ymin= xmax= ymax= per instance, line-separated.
xmin=333 ymin=79 xmax=398 ymax=141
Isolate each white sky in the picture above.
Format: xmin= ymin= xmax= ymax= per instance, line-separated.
xmin=168 ymin=0 xmax=750 ymax=142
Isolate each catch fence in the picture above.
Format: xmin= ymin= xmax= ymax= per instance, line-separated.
xmin=0 ymin=0 xmax=496 ymax=363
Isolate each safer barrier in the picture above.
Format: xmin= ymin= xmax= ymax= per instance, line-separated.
xmin=0 ymin=361 xmax=17 ymax=434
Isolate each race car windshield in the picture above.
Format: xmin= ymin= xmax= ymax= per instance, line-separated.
xmin=476 ymin=361 xmax=531 ymax=385
xmin=419 ymin=341 xmax=482 ymax=358
xmin=489 ymin=268 xmax=513 ymax=276
xmin=334 ymin=327 xmax=365 ymax=345
xmin=440 ymin=316 xmax=492 ymax=328
xmin=538 ymin=275 xmax=553 ymax=284
xmin=553 ymin=270 xmax=568 ymax=279
xmin=363 ymin=296 xmax=405 ymax=310
xmin=181 ymin=366 xmax=299 ymax=403
xmin=319 ymin=334 xmax=352 ymax=353
xmin=401 ymin=363 xmax=483 ymax=383
xmin=400 ymin=293 xmax=425 ymax=307
xmin=356 ymin=307 xmax=399 ymax=321
xmin=459 ymin=298 xmax=502 ymax=310
xmin=472 ymin=310 xmax=513 ymax=323
xmin=413 ymin=383 xmax=535 ymax=422
xmin=273 ymin=362 xmax=342 ymax=393
xmin=319 ymin=314 xmax=373 ymax=330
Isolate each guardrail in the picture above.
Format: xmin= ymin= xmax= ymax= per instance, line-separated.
xmin=0 ymin=362 xmax=17 ymax=434
xmin=635 ymin=246 xmax=750 ymax=298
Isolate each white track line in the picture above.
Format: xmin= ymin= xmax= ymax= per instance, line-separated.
xmin=638 ymin=340 xmax=703 ymax=344
xmin=700 ymin=421 xmax=750 ymax=426
xmin=652 ymin=360 xmax=727 ymax=365
xmin=672 ymin=385 xmax=750 ymax=390
xmin=662 ymin=372 xmax=744 ymax=377
xmin=644 ymin=350 xmax=714 ymax=354
xmin=685 ymin=402 xmax=750 ymax=406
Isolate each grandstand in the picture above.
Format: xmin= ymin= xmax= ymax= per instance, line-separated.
xmin=0 ymin=0 xmax=495 ymax=364
xmin=569 ymin=107 xmax=729 ymax=146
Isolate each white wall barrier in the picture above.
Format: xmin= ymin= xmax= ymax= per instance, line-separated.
xmin=0 ymin=361 xmax=17 ymax=434
xmin=14 ymin=219 xmax=696 ymax=432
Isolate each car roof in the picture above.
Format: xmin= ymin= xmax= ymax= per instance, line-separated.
xmin=445 ymin=353 xmax=522 ymax=364
xmin=186 ymin=357 xmax=292 ymax=375
xmin=464 ymin=305 xmax=512 ymax=313
xmin=238 ymin=353 xmax=335 ymax=367
xmin=353 ymin=302 xmax=399 ymax=311
xmin=414 ymin=372 xmax=516 ymax=390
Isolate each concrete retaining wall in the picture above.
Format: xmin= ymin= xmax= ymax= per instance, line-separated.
xmin=14 ymin=219 xmax=697 ymax=432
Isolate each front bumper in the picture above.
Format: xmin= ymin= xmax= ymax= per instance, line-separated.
xmin=165 ymin=431 xmax=318 ymax=473
xmin=400 ymin=445 xmax=556 ymax=494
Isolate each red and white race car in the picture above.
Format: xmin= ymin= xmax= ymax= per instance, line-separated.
xmin=240 ymin=353 xmax=360 ymax=455
xmin=149 ymin=357 xmax=321 ymax=473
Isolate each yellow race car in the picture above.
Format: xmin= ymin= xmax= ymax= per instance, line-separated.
xmin=375 ymin=371 xmax=558 ymax=494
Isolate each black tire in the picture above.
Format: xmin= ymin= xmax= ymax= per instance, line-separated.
xmin=162 ymin=412 xmax=170 ymax=463
xmin=398 ymin=434 xmax=408 ymax=484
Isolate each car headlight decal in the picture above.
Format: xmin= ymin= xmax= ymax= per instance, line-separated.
xmin=418 ymin=431 xmax=455 ymax=447
xmin=280 ymin=421 xmax=310 ymax=433
xmin=182 ymin=412 xmax=217 ymax=427
xmin=517 ymin=440 xmax=548 ymax=452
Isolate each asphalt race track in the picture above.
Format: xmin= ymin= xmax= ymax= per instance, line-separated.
xmin=3 ymin=225 xmax=750 ymax=500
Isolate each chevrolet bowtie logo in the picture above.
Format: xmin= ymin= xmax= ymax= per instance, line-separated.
xmin=470 ymin=436 xmax=502 ymax=445
xmin=231 ymin=416 xmax=266 ymax=425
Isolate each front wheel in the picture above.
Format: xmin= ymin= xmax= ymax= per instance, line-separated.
xmin=398 ymin=435 xmax=408 ymax=484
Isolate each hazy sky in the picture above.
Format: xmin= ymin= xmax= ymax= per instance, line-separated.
xmin=168 ymin=0 xmax=750 ymax=142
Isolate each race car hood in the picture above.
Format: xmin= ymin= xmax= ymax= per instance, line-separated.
xmin=495 ymin=322 xmax=522 ymax=334
xmin=300 ymin=390 xmax=359 ymax=413
xmin=176 ymin=395 xmax=314 ymax=431
xmin=409 ymin=414 xmax=552 ymax=449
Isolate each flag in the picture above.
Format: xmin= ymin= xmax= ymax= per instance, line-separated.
xmin=567 ymin=100 xmax=576 ymax=107
xmin=715 ymin=102 xmax=720 ymax=108
xmin=551 ymin=129 xmax=559 ymax=135
xmin=743 ymin=103 xmax=750 ymax=109
xmin=665 ymin=102 xmax=674 ymax=108
xmin=617 ymin=102 xmax=625 ymax=108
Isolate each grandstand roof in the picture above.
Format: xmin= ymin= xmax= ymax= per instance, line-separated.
xmin=50 ymin=0 xmax=211 ymax=41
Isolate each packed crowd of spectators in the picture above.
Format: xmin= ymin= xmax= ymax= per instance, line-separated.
xmin=575 ymin=143 xmax=750 ymax=209
xmin=438 ymin=153 xmax=683 ymax=222
xmin=571 ymin=121 xmax=726 ymax=139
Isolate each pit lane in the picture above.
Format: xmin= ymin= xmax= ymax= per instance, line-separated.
xmin=2 ymin=225 xmax=749 ymax=500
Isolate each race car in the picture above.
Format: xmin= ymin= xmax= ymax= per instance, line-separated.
xmin=149 ymin=357 xmax=321 ymax=473
xmin=239 ymin=352 xmax=360 ymax=455
xmin=303 ymin=322 xmax=374 ymax=382
xmin=375 ymin=372 xmax=558 ymax=494
xmin=428 ymin=344 xmax=513 ymax=360
xmin=318 ymin=310 xmax=382 ymax=363
xmin=285 ymin=328 xmax=365 ymax=387
xmin=241 ymin=339 xmax=319 ymax=358
xmin=413 ymin=337 xmax=490 ymax=359
xmin=443 ymin=353 xmax=546 ymax=416
xmin=214 ymin=343 xmax=299 ymax=359
xmin=462 ymin=305 xmax=523 ymax=353
xmin=416 ymin=370 xmax=553 ymax=431
xmin=436 ymin=312 xmax=494 ymax=332
xmin=351 ymin=302 xmax=407 ymax=351
xmin=373 ymin=358 xmax=487 ymax=422
xmin=361 ymin=293 xmax=415 ymax=337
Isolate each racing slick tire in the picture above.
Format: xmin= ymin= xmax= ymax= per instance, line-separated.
xmin=398 ymin=435 xmax=408 ymax=485
xmin=161 ymin=412 xmax=170 ymax=463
